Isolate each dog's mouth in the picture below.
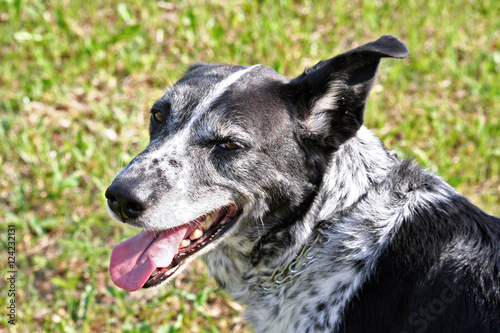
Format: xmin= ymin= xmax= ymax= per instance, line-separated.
xmin=109 ymin=204 xmax=241 ymax=291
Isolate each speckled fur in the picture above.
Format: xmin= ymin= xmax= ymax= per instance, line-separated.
xmin=107 ymin=36 xmax=500 ymax=332
xmin=203 ymin=127 xmax=466 ymax=332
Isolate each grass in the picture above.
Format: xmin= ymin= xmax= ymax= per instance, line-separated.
xmin=0 ymin=0 xmax=498 ymax=332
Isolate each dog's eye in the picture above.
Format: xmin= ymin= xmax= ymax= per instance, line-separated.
xmin=217 ymin=142 xmax=241 ymax=150
xmin=151 ymin=110 xmax=165 ymax=124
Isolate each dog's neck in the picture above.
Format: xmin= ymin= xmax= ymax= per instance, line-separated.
xmin=204 ymin=126 xmax=398 ymax=299
xmin=318 ymin=126 xmax=398 ymax=215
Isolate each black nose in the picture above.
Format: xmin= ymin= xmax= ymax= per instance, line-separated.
xmin=105 ymin=183 xmax=147 ymax=220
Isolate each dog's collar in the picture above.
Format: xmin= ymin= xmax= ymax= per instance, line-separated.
xmin=250 ymin=233 xmax=323 ymax=296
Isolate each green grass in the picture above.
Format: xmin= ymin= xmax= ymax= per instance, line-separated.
xmin=0 ymin=0 xmax=498 ymax=332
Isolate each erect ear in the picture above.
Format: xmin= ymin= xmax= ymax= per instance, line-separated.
xmin=288 ymin=35 xmax=409 ymax=150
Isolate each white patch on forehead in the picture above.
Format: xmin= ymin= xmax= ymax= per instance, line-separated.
xmin=186 ymin=64 xmax=260 ymax=129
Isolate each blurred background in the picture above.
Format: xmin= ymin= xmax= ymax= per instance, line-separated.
xmin=0 ymin=0 xmax=498 ymax=332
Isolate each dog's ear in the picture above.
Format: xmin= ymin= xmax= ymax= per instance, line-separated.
xmin=288 ymin=35 xmax=409 ymax=150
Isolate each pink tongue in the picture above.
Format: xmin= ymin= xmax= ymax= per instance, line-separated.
xmin=109 ymin=225 xmax=191 ymax=291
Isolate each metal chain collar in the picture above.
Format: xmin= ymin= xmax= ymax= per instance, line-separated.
xmin=250 ymin=233 xmax=322 ymax=296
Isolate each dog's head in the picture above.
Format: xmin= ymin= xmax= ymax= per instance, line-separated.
xmin=106 ymin=35 xmax=409 ymax=291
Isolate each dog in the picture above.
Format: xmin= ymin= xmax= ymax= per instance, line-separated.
xmin=105 ymin=35 xmax=499 ymax=332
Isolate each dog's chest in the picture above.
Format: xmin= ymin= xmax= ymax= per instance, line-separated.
xmin=204 ymin=238 xmax=370 ymax=333
xmin=246 ymin=259 xmax=368 ymax=332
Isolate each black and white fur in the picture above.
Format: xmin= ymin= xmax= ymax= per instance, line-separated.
xmin=106 ymin=35 xmax=500 ymax=332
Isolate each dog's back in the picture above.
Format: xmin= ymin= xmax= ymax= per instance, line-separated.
xmin=337 ymin=158 xmax=500 ymax=332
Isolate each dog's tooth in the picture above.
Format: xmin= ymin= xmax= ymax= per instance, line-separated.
xmin=207 ymin=212 xmax=217 ymax=223
xmin=199 ymin=219 xmax=209 ymax=230
xmin=199 ymin=219 xmax=212 ymax=230
xmin=150 ymin=268 xmax=158 ymax=277
xmin=189 ymin=229 xmax=203 ymax=240
xmin=180 ymin=239 xmax=191 ymax=248
xmin=200 ymin=212 xmax=217 ymax=230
